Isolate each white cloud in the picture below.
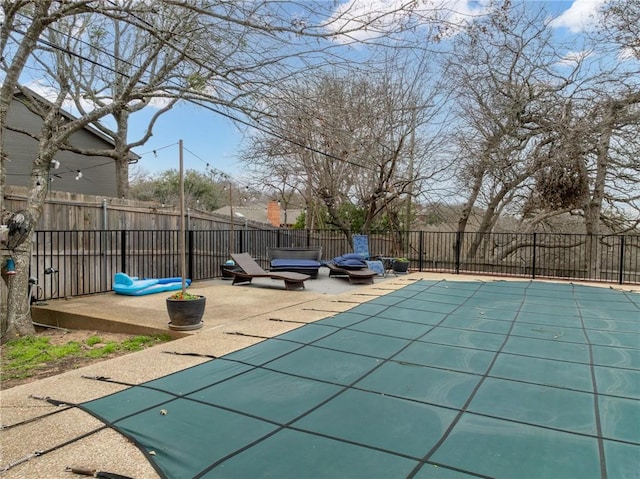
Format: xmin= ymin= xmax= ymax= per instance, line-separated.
xmin=146 ymin=96 xmax=174 ymax=109
xmin=25 ymin=79 xmax=178 ymax=114
xmin=550 ymin=0 xmax=606 ymax=33
xmin=25 ymin=79 xmax=103 ymax=114
xmin=556 ymin=49 xmax=593 ymax=66
xmin=618 ymin=46 xmax=639 ymax=62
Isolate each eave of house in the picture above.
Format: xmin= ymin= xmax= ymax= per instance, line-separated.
xmin=13 ymin=86 xmax=141 ymax=162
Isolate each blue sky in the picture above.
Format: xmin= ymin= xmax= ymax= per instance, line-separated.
xmin=124 ymin=0 xmax=605 ymax=180
xmin=128 ymin=102 xmax=245 ymax=179
xmin=15 ymin=0 xmax=606 ymax=181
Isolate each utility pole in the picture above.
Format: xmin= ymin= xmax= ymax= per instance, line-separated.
xmin=179 ymin=139 xmax=186 ymax=293
xmin=405 ymin=104 xmax=416 ymax=254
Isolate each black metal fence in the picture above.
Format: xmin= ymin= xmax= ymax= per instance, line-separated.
xmin=30 ymin=229 xmax=640 ymax=300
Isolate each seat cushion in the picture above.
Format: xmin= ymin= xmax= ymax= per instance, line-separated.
xmin=333 ymin=256 xmax=367 ymax=269
xmin=271 ymin=259 xmax=321 ymax=268
xmin=341 ymin=253 xmax=366 ymax=260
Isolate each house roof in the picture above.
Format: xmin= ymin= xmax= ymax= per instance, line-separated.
xmin=214 ymin=205 xmax=268 ymax=224
xmin=13 ymin=86 xmax=140 ymax=162
xmin=214 ymin=204 xmax=304 ymax=226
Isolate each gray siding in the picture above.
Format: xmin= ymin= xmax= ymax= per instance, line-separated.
xmin=5 ymin=97 xmax=118 ymax=197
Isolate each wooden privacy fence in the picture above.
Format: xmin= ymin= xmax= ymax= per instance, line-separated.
xmin=3 ymin=185 xmax=250 ymax=230
xmin=28 ymin=229 xmax=640 ymax=301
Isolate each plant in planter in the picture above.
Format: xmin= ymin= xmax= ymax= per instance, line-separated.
xmin=168 ymin=291 xmax=200 ymax=301
xmin=392 ymin=257 xmax=410 ymax=274
xmin=166 ymin=289 xmax=205 ymax=331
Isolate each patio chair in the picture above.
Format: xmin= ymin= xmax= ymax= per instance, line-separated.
xmin=230 ymin=253 xmax=310 ymax=290
xmin=325 ymin=262 xmax=376 ymax=284
xmin=352 ymin=234 xmax=373 ymax=260
xmin=325 ymin=255 xmax=377 ymax=285
xmin=352 ymin=234 xmax=385 ymax=276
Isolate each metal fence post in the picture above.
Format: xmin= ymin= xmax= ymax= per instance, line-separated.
xmin=188 ymin=230 xmax=194 ymax=281
xmin=418 ymin=231 xmax=424 ymax=272
xmin=619 ymin=235 xmax=625 ymax=285
xmin=238 ymin=227 xmax=245 ymax=254
xmin=120 ymin=230 xmax=127 ymax=273
xmin=455 ymin=231 xmax=461 ymax=274
xmin=532 ymin=232 xmax=537 ymax=280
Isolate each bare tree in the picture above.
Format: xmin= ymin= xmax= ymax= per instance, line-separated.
xmin=444 ymin=2 xmax=640 ymax=279
xmin=445 ymin=6 xmax=588 ymax=254
xmin=588 ymin=0 xmax=640 ymax=233
xmin=600 ymin=0 xmax=640 ymax=60
xmin=41 ymin=5 xmax=190 ymax=198
xmin=525 ymin=3 xmax=640 ymax=238
xmin=1 ymin=0 xmax=120 ymax=338
xmin=1 ymin=0 xmax=443 ymax=340
xmin=242 ymin=50 xmax=446 ymax=252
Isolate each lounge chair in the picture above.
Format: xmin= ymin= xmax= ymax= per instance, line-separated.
xmin=352 ymin=235 xmax=385 ymax=276
xmin=325 ymin=257 xmax=377 ymax=285
xmin=230 ymin=253 xmax=310 ymax=290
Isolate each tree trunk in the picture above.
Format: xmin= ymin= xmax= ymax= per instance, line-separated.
xmin=0 ymin=1 xmax=58 ymax=341
xmin=457 ymin=171 xmax=483 ymax=235
xmin=584 ymin=103 xmax=614 ymax=278
xmin=2 ymin=145 xmax=54 ymax=341
xmin=2 ymin=249 xmax=35 ymax=341
xmin=114 ymin=111 xmax=130 ymax=198
xmin=115 ymin=157 xmax=130 ymax=198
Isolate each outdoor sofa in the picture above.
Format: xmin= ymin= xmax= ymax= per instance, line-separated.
xmin=267 ymin=246 xmax=323 ymax=278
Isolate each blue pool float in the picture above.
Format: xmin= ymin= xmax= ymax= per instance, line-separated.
xmin=113 ymin=272 xmax=191 ymax=296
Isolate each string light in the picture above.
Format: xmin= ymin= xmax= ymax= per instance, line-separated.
xmin=50 ymin=159 xmax=60 ymax=169
xmin=138 ymin=143 xmax=177 ymax=159
xmin=75 ymin=170 xmax=83 ymax=180
xmin=181 ymin=146 xmax=254 ymax=191
xmin=136 ymin=143 xmax=254 ymax=201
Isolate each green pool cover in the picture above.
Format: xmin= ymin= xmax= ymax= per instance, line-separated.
xmin=81 ymin=280 xmax=639 ymax=478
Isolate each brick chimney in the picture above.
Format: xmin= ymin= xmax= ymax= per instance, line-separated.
xmin=266 ymin=200 xmax=281 ymax=227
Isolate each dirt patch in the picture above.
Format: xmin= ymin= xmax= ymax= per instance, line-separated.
xmin=1 ymin=327 xmax=167 ymax=390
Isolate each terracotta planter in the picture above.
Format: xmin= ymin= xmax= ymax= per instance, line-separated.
xmin=166 ymin=295 xmax=205 ymax=331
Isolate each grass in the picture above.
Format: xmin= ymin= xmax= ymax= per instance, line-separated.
xmin=1 ymin=333 xmax=172 ymax=381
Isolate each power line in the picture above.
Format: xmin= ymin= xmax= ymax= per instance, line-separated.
xmin=134 ymin=142 xmax=248 ymax=187
xmin=182 ymin=146 xmax=254 ymax=190
xmin=182 ymin=146 xmax=218 ymax=172
xmin=137 ymin=142 xmax=179 ymax=159
xmin=7 ymin=12 xmax=373 ymax=171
